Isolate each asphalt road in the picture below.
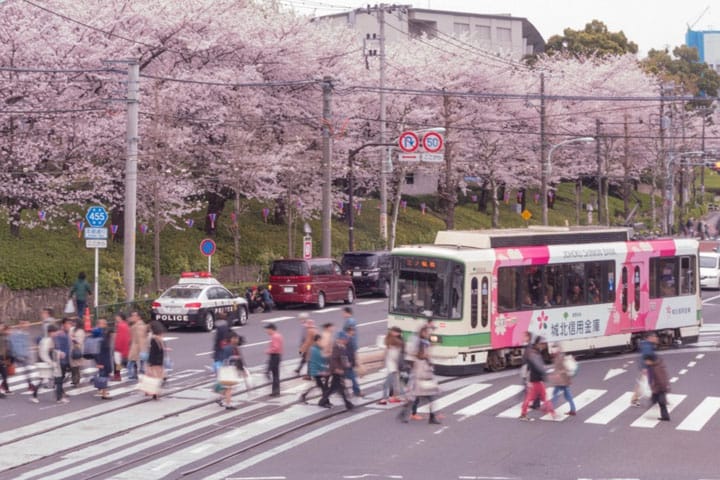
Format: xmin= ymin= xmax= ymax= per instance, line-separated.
xmin=1 ymin=292 xmax=719 ymax=480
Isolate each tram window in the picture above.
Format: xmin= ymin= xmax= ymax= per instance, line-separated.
xmin=566 ymin=264 xmax=585 ymax=305
xmin=497 ymin=267 xmax=516 ymax=311
xmin=650 ymin=257 xmax=678 ymax=298
xmin=450 ymin=264 xmax=464 ymax=319
xmin=680 ymin=256 xmax=696 ymax=295
xmin=633 ymin=266 xmax=641 ymax=310
xmin=546 ymin=265 xmax=563 ymax=306
xmin=481 ymin=277 xmax=489 ymax=327
xmin=621 ymin=266 xmax=628 ymax=312
xmin=390 ymin=257 xmax=464 ymax=319
xmin=471 ymin=277 xmax=478 ymax=328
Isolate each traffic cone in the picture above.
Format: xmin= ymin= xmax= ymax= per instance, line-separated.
xmin=83 ymin=307 xmax=92 ymax=332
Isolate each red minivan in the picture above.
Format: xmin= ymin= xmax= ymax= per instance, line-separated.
xmin=268 ymin=258 xmax=355 ymax=309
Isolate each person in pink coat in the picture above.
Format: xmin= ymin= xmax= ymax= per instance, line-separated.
xmin=113 ymin=313 xmax=131 ymax=381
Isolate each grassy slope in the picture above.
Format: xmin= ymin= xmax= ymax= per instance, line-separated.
xmin=0 ymin=175 xmax=712 ymax=291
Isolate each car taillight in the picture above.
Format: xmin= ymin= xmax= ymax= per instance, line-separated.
xmin=185 ymin=302 xmax=202 ymax=309
xmin=268 ymin=285 xmax=272 ymax=291
xmin=152 ymin=302 xmax=161 ymax=308
xmin=306 ymin=284 xmax=312 ymax=291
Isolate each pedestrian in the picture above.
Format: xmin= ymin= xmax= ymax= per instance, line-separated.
xmin=69 ymin=272 xmax=92 ymax=318
xmin=630 ymin=332 xmax=657 ymax=407
xmin=687 ymin=217 xmax=694 ymax=238
xmin=92 ymin=318 xmax=112 ymax=400
xmin=49 ymin=325 xmax=69 ymax=404
xmin=550 ymin=343 xmax=577 ymax=416
xmin=69 ymin=318 xmax=86 ymax=386
xmin=113 ymin=313 xmax=130 ymax=381
xmin=520 ymin=331 xmax=540 ymax=409
xmin=40 ymin=307 xmax=56 ymax=338
xmin=378 ymin=327 xmax=405 ymax=405
xmin=56 ymin=318 xmax=73 ymax=385
xmin=259 ymin=287 xmax=274 ymax=312
xmin=319 ymin=322 xmax=335 ymax=359
xmin=341 ymin=324 xmax=362 ymax=397
xmin=296 ymin=314 xmax=317 ymax=379
xmin=646 ymin=353 xmax=671 ymax=421
xmin=264 ymin=323 xmax=283 ymax=397
xmin=319 ymin=330 xmax=354 ymax=410
xmin=398 ymin=325 xmax=441 ymax=424
xmin=0 ymin=323 xmax=10 ymax=396
xmin=217 ymin=332 xmax=245 ymax=410
xmin=127 ymin=311 xmax=148 ymax=380
xmin=519 ymin=336 xmax=557 ymax=421
xmin=34 ymin=325 xmax=56 ymax=399
xmin=145 ymin=320 xmax=167 ymax=400
xmin=300 ymin=334 xmax=330 ymax=404
xmin=213 ymin=312 xmax=231 ymax=373
xmin=8 ymin=320 xmax=34 ymax=394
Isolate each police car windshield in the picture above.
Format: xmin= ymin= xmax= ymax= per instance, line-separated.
xmin=161 ymin=287 xmax=202 ymax=299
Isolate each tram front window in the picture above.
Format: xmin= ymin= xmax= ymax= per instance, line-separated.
xmin=391 ymin=257 xmax=463 ymax=319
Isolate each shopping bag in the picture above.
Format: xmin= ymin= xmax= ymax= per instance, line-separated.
xmin=218 ymin=365 xmax=240 ymax=386
xmin=563 ymin=354 xmax=579 ymax=377
xmin=242 ymin=367 xmax=254 ymax=390
xmin=637 ymin=372 xmax=651 ymax=399
xmin=35 ymin=362 xmax=52 ymax=380
xmin=137 ymin=375 xmax=162 ymax=395
xmin=93 ymin=376 xmax=109 ymax=389
xmin=64 ymin=299 xmax=76 ymax=314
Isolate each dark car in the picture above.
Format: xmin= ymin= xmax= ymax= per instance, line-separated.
xmin=268 ymin=258 xmax=355 ymax=309
xmin=341 ymin=251 xmax=392 ymax=297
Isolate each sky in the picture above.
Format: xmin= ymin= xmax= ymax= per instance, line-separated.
xmin=285 ymin=0 xmax=720 ymax=57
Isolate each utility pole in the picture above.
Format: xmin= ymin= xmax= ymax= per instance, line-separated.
xmin=123 ymin=61 xmax=139 ymax=302
xmin=321 ymin=76 xmax=333 ymax=258
xmin=540 ymin=73 xmax=548 ymax=225
xmin=700 ymin=108 xmax=707 ymax=202
xmin=378 ymin=5 xmax=388 ymax=247
xmin=595 ymin=119 xmax=602 ymax=225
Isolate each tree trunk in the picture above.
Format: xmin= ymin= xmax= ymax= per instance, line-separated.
xmin=491 ymin=179 xmax=500 ymax=228
xmin=575 ymin=179 xmax=582 ymax=225
xmin=389 ymin=166 xmax=405 ymax=250
xmin=233 ymin=189 xmax=241 ymax=283
xmin=153 ymin=203 xmax=161 ymax=292
xmin=9 ymin=208 xmax=21 ymax=238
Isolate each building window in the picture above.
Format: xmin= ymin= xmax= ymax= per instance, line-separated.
xmin=453 ymin=22 xmax=470 ymax=36
xmin=497 ymin=27 xmax=512 ymax=43
xmin=475 ymin=25 xmax=491 ymax=40
xmin=405 ymin=173 xmax=414 ymax=185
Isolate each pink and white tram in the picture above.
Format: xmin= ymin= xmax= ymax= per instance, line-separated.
xmin=388 ymin=228 xmax=702 ymax=375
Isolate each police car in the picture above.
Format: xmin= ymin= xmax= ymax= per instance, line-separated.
xmin=151 ymin=272 xmax=249 ymax=331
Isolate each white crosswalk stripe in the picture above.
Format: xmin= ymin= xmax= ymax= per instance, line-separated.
xmin=456 ymin=384 xmax=525 ymax=418
xmin=495 ymin=385 xmax=552 ymax=418
xmin=630 ymin=393 xmax=686 ymax=428
xmin=417 ymin=383 xmax=492 ymax=414
xmin=539 ymin=388 xmax=606 ymax=421
xmin=676 ymin=396 xmax=720 ymax=431
xmin=585 ymin=392 xmax=635 ymax=424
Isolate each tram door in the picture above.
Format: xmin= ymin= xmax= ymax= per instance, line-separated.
xmin=470 ymin=276 xmax=490 ymax=333
xmin=621 ymin=262 xmax=644 ymax=330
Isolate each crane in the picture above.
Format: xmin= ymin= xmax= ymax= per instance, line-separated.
xmin=688 ymin=6 xmax=710 ymax=30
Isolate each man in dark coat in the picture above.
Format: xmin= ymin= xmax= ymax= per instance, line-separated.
xmin=646 ymin=353 xmax=671 ymax=421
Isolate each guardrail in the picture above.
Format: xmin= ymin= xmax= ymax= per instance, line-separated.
xmin=92 ymin=299 xmax=154 ymax=327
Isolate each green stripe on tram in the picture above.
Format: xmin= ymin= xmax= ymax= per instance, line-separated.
xmin=436 ymin=332 xmax=491 ymax=347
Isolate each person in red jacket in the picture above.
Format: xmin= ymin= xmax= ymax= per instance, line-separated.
xmin=113 ymin=313 xmax=131 ymax=381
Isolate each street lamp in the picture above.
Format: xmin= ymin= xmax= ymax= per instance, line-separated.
xmin=542 ymin=136 xmax=595 ymax=225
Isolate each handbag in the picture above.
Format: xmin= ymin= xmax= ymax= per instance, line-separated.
xmin=416 ymin=378 xmax=440 ymax=394
xmin=6 ymin=361 xmax=16 ymax=376
xmin=137 ymin=374 xmax=162 ymax=395
xmin=217 ymin=365 xmax=240 ymax=386
xmin=64 ymin=299 xmax=76 ymax=314
xmin=35 ymin=362 xmax=52 ymax=379
xmin=93 ymin=376 xmax=109 ymax=389
xmin=637 ymin=372 xmax=652 ymax=399
xmin=242 ymin=367 xmax=254 ymax=390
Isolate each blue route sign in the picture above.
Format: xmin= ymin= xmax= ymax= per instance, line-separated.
xmin=85 ymin=205 xmax=108 ymax=228
xmin=199 ymin=238 xmax=216 ymax=257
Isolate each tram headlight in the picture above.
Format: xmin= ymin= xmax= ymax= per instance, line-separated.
xmin=429 ymin=334 xmax=441 ymax=344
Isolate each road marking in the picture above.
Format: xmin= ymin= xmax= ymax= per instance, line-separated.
xmin=457 ymin=385 xmax=524 ymax=419
xmin=585 ymin=392 xmax=635 ymax=425
xmin=701 ymin=293 xmax=720 ymax=304
xmin=202 ymin=410 xmax=378 ymax=480
xmin=357 ymin=300 xmax=385 ymax=305
xmin=313 ymin=307 xmax=341 ymax=313
xmin=540 ymin=389 xmax=606 ymax=421
xmin=418 ymin=383 xmax=491 ymax=414
xmin=696 ymin=353 xmax=705 ymax=359
xmin=630 ymin=393 xmax=686 ymax=428
xmin=358 ymin=319 xmax=388 ymax=327
xmin=679 ymin=369 xmax=688 ymax=375
xmin=603 ymin=368 xmax=626 ymax=381
xmin=687 ymin=361 xmax=697 ymax=367
xmin=676 ymin=396 xmax=720 ymax=431
xmin=700 ymin=323 xmax=720 ymax=332
xmin=263 ymin=316 xmax=294 ymax=323
xmin=669 ymin=376 xmax=679 ymax=383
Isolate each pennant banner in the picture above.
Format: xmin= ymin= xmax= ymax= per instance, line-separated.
xmin=230 ymin=211 xmax=237 ymax=225
xmin=140 ymin=224 xmax=148 ymax=235
xmin=38 ymin=210 xmax=46 ymax=221
xmin=262 ymin=208 xmax=270 ymax=223
xmin=76 ymin=221 xmax=85 ymax=238
xmin=534 ymin=193 xmax=540 ymax=204
xmin=401 ymin=200 xmax=407 ymax=211
xmin=337 ymin=200 xmax=344 ymax=213
xmin=209 ymin=213 xmax=217 ymax=229
xmin=186 ymin=219 xmax=194 ymax=228
xmin=420 ymin=203 xmax=426 ymax=215
xmin=111 ymin=224 xmax=119 ymax=240
xmin=355 ymin=202 xmax=362 ymax=215
xmin=471 ymin=195 xmax=478 ymax=203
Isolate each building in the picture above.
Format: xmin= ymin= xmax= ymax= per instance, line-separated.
xmin=318 ymin=7 xmax=545 ymax=195
xmin=686 ymin=29 xmax=720 ymax=72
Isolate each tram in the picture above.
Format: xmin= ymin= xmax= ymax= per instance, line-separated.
xmin=388 ymin=227 xmax=702 ymax=375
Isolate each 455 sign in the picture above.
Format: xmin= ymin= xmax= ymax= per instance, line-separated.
xmin=86 ymin=205 xmax=108 ymax=228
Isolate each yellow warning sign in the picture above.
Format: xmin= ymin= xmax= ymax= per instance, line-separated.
xmin=521 ymin=209 xmax=532 ymax=221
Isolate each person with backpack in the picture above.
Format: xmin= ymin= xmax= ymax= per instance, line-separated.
xmin=550 ymin=343 xmax=577 ymax=416
xmin=69 ymin=272 xmax=92 ymax=318
xmin=519 ymin=336 xmax=557 ymax=421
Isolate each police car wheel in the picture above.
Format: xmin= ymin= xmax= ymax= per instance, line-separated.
xmin=316 ymin=292 xmax=326 ymax=310
xmin=237 ymin=307 xmax=248 ymax=326
xmin=204 ymin=311 xmax=215 ymax=331
xmin=344 ymin=288 xmax=355 ymax=305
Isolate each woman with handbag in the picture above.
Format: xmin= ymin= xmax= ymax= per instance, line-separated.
xmin=69 ymin=318 xmax=85 ymax=387
xmin=145 ymin=320 xmax=166 ymax=400
xmin=398 ymin=325 xmax=441 ymax=425
xmin=92 ymin=318 xmax=112 ymax=400
xmin=127 ymin=311 xmax=149 ymax=380
xmin=216 ymin=332 xmax=245 ymax=409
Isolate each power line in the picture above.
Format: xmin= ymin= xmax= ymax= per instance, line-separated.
xmin=138 ymin=73 xmax=320 ymax=88
xmin=0 ymin=107 xmax=108 ymax=115
xmin=0 ymin=66 xmax=119 ymax=74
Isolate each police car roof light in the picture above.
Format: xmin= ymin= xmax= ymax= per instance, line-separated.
xmin=181 ymin=271 xmax=213 ymax=278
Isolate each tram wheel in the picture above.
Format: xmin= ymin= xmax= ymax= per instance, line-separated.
xmin=486 ymin=350 xmax=507 ymax=372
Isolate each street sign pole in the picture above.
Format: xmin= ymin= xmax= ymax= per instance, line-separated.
xmin=85 ymin=206 xmax=108 ymax=310
xmin=94 ymin=247 xmax=99 ymax=309
xmin=208 ymin=255 xmax=212 ymax=274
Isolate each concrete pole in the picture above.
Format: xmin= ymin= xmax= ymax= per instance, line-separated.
xmin=123 ymin=61 xmax=139 ymax=301
xmin=540 ymin=73 xmax=548 ymax=225
xmin=321 ymin=76 xmax=333 ymax=258
xmin=378 ymin=5 xmax=388 ymax=246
